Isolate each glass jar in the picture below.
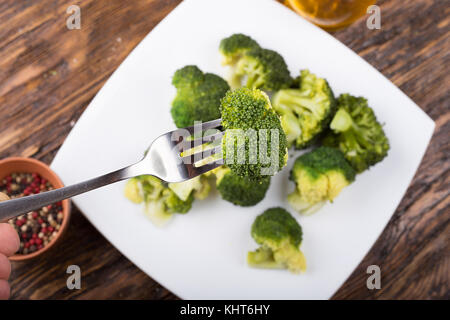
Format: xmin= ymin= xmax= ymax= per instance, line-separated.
xmin=284 ymin=0 xmax=377 ymax=31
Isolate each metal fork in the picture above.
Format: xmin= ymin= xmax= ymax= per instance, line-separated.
xmin=0 ymin=119 xmax=224 ymax=221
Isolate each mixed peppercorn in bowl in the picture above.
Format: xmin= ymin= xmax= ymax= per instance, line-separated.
xmin=0 ymin=157 xmax=71 ymax=260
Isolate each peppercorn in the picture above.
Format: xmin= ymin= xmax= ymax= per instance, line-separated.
xmin=0 ymin=172 xmax=64 ymax=255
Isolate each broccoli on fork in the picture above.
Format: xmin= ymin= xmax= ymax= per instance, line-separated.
xmin=220 ymin=88 xmax=288 ymax=180
xmin=288 ymin=147 xmax=356 ymax=215
xmin=323 ymin=94 xmax=390 ymax=173
xmin=248 ymin=207 xmax=306 ymax=273
xmin=171 ymin=65 xmax=230 ymax=128
xmin=272 ymin=69 xmax=336 ymax=149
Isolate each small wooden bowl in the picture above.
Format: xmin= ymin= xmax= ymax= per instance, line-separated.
xmin=0 ymin=157 xmax=71 ymax=261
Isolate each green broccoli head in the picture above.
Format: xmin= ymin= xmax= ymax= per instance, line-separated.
xmin=288 ymin=147 xmax=356 ymax=215
xmin=215 ymin=166 xmax=270 ymax=207
xmin=322 ymin=94 xmax=390 ymax=173
xmin=162 ymin=188 xmax=193 ymax=214
xmin=219 ymin=33 xmax=260 ymax=65
xmin=171 ymin=65 xmax=230 ymax=128
xmin=248 ymin=207 xmax=306 ymax=273
xmin=136 ymin=175 xmax=165 ymax=202
xmin=124 ymin=175 xmax=193 ymax=226
xmin=272 ymin=70 xmax=336 ymax=149
xmin=233 ymin=48 xmax=293 ymax=91
xmin=219 ymin=34 xmax=291 ymax=91
xmin=220 ymin=88 xmax=288 ymax=180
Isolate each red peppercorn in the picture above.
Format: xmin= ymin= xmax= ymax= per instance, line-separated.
xmin=2 ymin=171 xmax=61 ymax=255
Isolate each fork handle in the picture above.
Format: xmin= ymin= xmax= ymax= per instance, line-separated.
xmin=0 ymin=164 xmax=137 ymax=222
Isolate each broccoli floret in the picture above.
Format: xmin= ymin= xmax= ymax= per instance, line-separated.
xmin=171 ymin=65 xmax=230 ymax=128
xmin=124 ymin=175 xmax=193 ymax=226
xmin=272 ymin=70 xmax=336 ymax=149
xmin=220 ymin=88 xmax=288 ymax=180
xmin=169 ymin=174 xmax=212 ymax=201
xmin=219 ymin=33 xmax=260 ymax=65
xmin=162 ymin=188 xmax=193 ymax=214
xmin=215 ymin=166 xmax=270 ymax=206
xmin=124 ymin=178 xmax=143 ymax=204
xmin=247 ymin=207 xmax=306 ymax=273
xmin=233 ymin=48 xmax=292 ymax=91
xmin=322 ymin=94 xmax=390 ymax=173
xmin=219 ymin=34 xmax=291 ymax=91
xmin=137 ymin=175 xmax=165 ymax=202
xmin=288 ymin=147 xmax=356 ymax=215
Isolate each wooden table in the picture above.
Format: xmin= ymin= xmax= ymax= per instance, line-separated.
xmin=1 ymin=0 xmax=448 ymax=300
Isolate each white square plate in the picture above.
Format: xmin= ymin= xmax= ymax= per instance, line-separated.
xmin=51 ymin=0 xmax=434 ymax=299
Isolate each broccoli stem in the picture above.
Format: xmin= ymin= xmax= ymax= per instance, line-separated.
xmin=276 ymin=90 xmax=322 ymax=117
xmin=330 ymin=108 xmax=353 ymax=132
xmin=247 ymin=247 xmax=285 ymax=269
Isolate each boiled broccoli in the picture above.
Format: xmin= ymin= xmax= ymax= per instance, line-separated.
xmin=234 ymin=48 xmax=292 ymax=91
xmin=247 ymin=207 xmax=306 ymax=273
xmin=219 ymin=33 xmax=260 ymax=65
xmin=171 ymin=65 xmax=230 ymax=128
xmin=169 ymin=174 xmax=212 ymax=201
xmin=272 ymin=70 xmax=336 ymax=149
xmin=124 ymin=175 xmax=193 ymax=226
xmin=288 ymin=147 xmax=356 ymax=215
xmin=162 ymin=188 xmax=193 ymax=214
xmin=219 ymin=34 xmax=291 ymax=91
xmin=322 ymin=94 xmax=390 ymax=173
xmin=220 ymin=88 xmax=288 ymax=180
xmin=215 ymin=166 xmax=270 ymax=206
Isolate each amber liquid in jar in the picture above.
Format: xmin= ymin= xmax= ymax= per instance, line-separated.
xmin=284 ymin=0 xmax=377 ymax=31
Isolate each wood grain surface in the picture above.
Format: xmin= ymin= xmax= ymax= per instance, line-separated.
xmin=0 ymin=0 xmax=448 ymax=300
